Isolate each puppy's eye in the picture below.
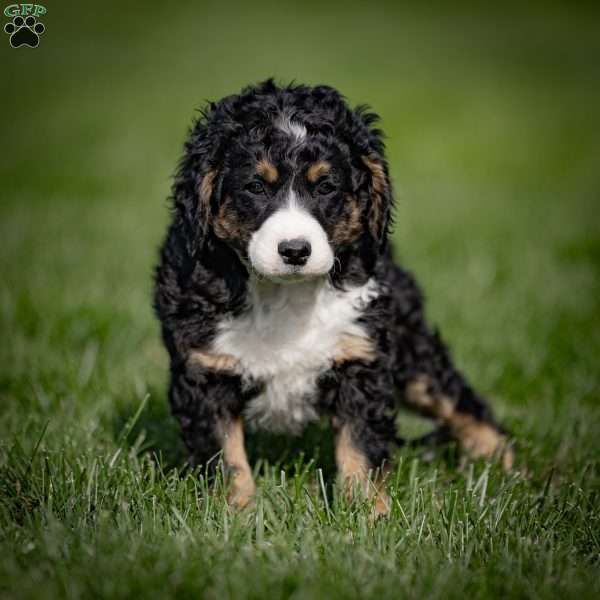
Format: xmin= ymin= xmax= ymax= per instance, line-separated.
xmin=245 ymin=181 xmax=266 ymax=195
xmin=316 ymin=181 xmax=336 ymax=195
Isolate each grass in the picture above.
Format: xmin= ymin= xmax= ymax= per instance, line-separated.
xmin=1 ymin=1 xmax=599 ymax=598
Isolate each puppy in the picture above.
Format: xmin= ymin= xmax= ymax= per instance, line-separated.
xmin=154 ymin=80 xmax=513 ymax=514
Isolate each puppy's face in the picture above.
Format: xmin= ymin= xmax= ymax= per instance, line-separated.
xmin=212 ymin=120 xmax=364 ymax=282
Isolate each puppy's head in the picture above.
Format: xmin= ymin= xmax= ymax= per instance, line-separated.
xmin=173 ymin=80 xmax=392 ymax=283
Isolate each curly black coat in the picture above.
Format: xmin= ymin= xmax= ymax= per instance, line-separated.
xmin=154 ymin=80 xmax=510 ymax=487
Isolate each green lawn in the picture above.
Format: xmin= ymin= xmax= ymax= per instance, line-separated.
xmin=1 ymin=2 xmax=599 ymax=598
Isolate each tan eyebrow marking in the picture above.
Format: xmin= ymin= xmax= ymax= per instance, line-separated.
xmin=307 ymin=161 xmax=331 ymax=183
xmin=256 ymin=158 xmax=278 ymax=183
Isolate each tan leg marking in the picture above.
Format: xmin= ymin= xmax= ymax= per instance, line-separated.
xmin=334 ymin=333 xmax=376 ymax=365
xmin=450 ymin=413 xmax=514 ymax=470
xmin=405 ymin=376 xmax=454 ymax=420
xmin=334 ymin=424 xmax=390 ymax=516
xmin=223 ymin=418 xmax=255 ymax=509
xmin=405 ymin=375 xmax=514 ymax=470
xmin=188 ymin=350 xmax=239 ymax=374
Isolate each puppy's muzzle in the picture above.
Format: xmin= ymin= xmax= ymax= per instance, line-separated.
xmin=247 ymin=197 xmax=334 ymax=279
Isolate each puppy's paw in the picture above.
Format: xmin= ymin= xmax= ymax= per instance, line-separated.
xmin=372 ymin=490 xmax=391 ymax=517
xmin=342 ymin=476 xmax=391 ymax=518
xmin=451 ymin=418 xmax=514 ymax=471
xmin=226 ymin=469 xmax=256 ymax=509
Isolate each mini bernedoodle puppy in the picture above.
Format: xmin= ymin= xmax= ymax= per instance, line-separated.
xmin=154 ymin=80 xmax=513 ymax=514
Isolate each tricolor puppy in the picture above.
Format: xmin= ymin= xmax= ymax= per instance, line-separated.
xmin=154 ymin=80 xmax=513 ymax=514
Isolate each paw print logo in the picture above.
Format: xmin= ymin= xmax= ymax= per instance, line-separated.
xmin=4 ymin=15 xmax=45 ymax=48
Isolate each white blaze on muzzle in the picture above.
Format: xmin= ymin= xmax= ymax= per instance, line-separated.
xmin=248 ymin=193 xmax=334 ymax=280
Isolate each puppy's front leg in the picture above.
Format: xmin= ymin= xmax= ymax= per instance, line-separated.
xmin=333 ymin=421 xmax=391 ymax=516
xmin=222 ymin=417 xmax=255 ymax=509
xmin=332 ymin=364 xmax=397 ymax=516
xmin=169 ymin=355 xmax=256 ymax=508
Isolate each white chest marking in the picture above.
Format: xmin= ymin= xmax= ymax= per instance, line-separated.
xmin=212 ymin=278 xmax=378 ymax=433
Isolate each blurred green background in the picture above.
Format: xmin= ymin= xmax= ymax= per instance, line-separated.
xmin=2 ymin=0 xmax=598 ymax=424
xmin=1 ymin=2 xmax=599 ymax=598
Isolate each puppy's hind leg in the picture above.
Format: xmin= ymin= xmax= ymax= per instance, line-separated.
xmin=403 ymin=370 xmax=514 ymax=470
xmin=389 ymin=267 xmax=514 ymax=469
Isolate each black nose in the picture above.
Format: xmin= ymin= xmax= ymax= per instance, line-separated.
xmin=278 ymin=238 xmax=312 ymax=266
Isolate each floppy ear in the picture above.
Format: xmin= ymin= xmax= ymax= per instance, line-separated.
xmin=361 ymin=154 xmax=393 ymax=252
xmin=344 ymin=103 xmax=393 ymax=253
xmin=171 ymin=113 xmax=225 ymax=259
